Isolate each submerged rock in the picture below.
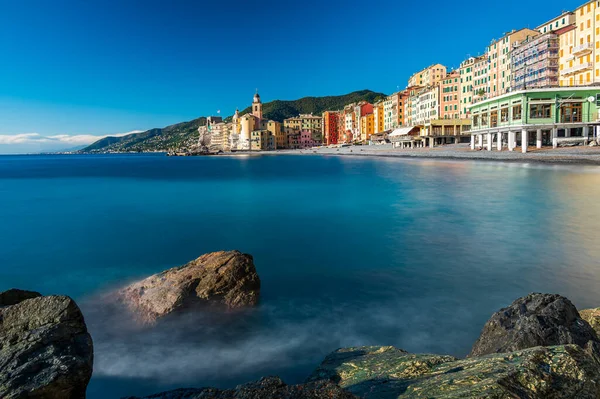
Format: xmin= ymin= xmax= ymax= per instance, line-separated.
xmin=0 ymin=294 xmax=94 ymax=399
xmin=469 ymin=293 xmax=598 ymax=357
xmin=122 ymin=376 xmax=357 ymax=399
xmin=0 ymin=288 xmax=41 ymax=306
xmin=308 ymin=344 xmax=600 ymax=398
xmin=117 ymin=250 xmax=261 ymax=324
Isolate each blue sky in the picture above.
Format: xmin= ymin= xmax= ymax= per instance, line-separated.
xmin=0 ymin=0 xmax=583 ymax=152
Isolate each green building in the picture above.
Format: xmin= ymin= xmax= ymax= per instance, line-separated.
xmin=469 ymin=87 xmax=600 ymax=152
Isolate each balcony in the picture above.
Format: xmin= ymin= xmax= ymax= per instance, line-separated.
xmin=564 ymin=54 xmax=576 ymax=63
xmin=562 ymin=62 xmax=593 ymax=76
xmin=573 ymin=43 xmax=594 ymax=56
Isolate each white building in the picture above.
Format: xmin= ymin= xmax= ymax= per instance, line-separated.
xmin=383 ymin=93 xmax=398 ymax=131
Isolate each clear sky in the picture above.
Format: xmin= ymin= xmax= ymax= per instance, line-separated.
xmin=0 ymin=0 xmax=583 ymax=152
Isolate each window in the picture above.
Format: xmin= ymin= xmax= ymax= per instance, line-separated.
xmin=530 ymin=104 xmax=552 ymax=119
xmin=512 ymin=104 xmax=522 ymax=120
xmin=490 ymin=110 xmax=498 ymax=127
xmin=500 ymin=108 xmax=509 ymax=122
xmin=560 ymin=103 xmax=583 ymax=123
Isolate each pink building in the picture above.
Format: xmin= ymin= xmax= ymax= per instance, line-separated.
xmin=300 ymin=130 xmax=318 ymax=148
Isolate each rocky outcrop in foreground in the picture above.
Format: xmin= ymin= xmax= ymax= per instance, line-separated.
xmin=0 ymin=288 xmax=42 ymax=306
xmin=124 ymin=376 xmax=357 ymax=399
xmin=307 ymin=343 xmax=600 ymax=398
xmin=469 ymin=293 xmax=598 ymax=357
xmin=0 ymin=291 xmax=93 ymax=399
xmin=117 ymin=250 xmax=261 ymax=324
xmin=4 ymin=285 xmax=600 ymax=398
xmin=132 ymin=292 xmax=600 ymax=399
xmin=580 ymin=307 xmax=600 ymax=337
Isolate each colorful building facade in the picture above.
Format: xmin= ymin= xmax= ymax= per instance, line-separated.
xmin=440 ymin=70 xmax=460 ymax=119
xmin=383 ymin=93 xmax=398 ymax=131
xmin=323 ymin=111 xmax=340 ymax=145
xmin=511 ymin=32 xmax=560 ymax=91
xmin=408 ymin=64 xmax=447 ymax=87
xmin=469 ymin=87 xmax=600 ymax=152
xmin=558 ymin=1 xmax=600 ymax=86
xmin=373 ymin=102 xmax=384 ymax=133
xmin=486 ymin=28 xmax=539 ymax=98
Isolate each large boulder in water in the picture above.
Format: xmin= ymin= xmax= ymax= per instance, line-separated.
xmin=469 ymin=293 xmax=598 ymax=357
xmin=0 ymin=292 xmax=94 ymax=399
xmin=117 ymin=250 xmax=261 ymax=324
xmin=308 ymin=344 xmax=600 ymax=398
xmin=122 ymin=376 xmax=357 ymax=399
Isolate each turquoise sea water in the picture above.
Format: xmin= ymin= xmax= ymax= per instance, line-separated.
xmin=1 ymin=153 xmax=600 ymax=398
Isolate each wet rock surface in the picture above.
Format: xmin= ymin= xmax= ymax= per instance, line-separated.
xmin=307 ymin=344 xmax=600 ymax=398
xmin=469 ymin=293 xmax=598 ymax=357
xmin=122 ymin=376 xmax=357 ymax=399
xmin=0 ymin=294 xmax=94 ymax=399
xmin=580 ymin=308 xmax=600 ymax=337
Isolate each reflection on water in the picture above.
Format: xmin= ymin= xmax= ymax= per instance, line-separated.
xmin=0 ymin=154 xmax=600 ymax=398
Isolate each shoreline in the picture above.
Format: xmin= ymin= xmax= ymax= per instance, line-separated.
xmin=255 ymin=144 xmax=600 ymax=166
xmin=55 ymin=143 xmax=600 ymax=166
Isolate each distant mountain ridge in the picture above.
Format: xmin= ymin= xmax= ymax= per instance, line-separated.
xmin=81 ymin=89 xmax=386 ymax=153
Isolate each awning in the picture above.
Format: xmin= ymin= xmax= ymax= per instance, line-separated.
xmin=388 ymin=127 xmax=415 ymax=137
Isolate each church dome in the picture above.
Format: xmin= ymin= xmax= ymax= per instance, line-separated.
xmin=253 ymin=92 xmax=261 ymax=103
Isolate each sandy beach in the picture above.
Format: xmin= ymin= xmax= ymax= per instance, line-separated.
xmin=268 ymin=143 xmax=600 ymax=165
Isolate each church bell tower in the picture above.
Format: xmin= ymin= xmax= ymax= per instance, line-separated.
xmin=252 ymin=90 xmax=263 ymax=121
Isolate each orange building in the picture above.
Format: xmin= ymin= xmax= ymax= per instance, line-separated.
xmin=398 ymin=90 xmax=410 ymax=126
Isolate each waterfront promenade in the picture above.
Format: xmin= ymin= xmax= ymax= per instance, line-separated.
xmin=275 ymin=144 xmax=600 ymax=165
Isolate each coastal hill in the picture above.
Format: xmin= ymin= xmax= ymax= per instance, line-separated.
xmin=233 ymin=89 xmax=386 ymax=122
xmin=81 ymin=117 xmax=207 ymax=154
xmin=80 ymin=89 xmax=385 ymax=153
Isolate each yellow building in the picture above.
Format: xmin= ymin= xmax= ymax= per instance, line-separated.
xmin=366 ymin=113 xmax=374 ymax=139
xmin=283 ymin=116 xmax=301 ymax=131
xmin=266 ymin=120 xmax=285 ymax=149
xmin=250 ymin=130 xmax=274 ymax=151
xmin=559 ymin=1 xmax=599 ymax=86
xmin=407 ymin=64 xmax=447 ymax=88
xmin=373 ymin=102 xmax=384 ymax=133
xmin=359 ymin=113 xmax=375 ymax=141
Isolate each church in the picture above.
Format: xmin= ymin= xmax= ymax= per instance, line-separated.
xmin=231 ymin=92 xmax=280 ymax=151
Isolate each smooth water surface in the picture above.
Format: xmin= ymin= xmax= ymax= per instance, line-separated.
xmin=1 ymin=153 xmax=600 ymax=398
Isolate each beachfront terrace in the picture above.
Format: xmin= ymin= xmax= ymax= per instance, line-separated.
xmin=468 ymin=87 xmax=600 ymax=152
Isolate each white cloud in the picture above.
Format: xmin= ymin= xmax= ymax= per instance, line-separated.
xmin=0 ymin=133 xmax=52 ymax=144
xmin=0 ymin=130 xmax=144 ymax=153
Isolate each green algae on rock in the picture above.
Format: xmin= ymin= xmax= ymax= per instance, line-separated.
xmin=122 ymin=376 xmax=357 ymax=399
xmin=307 ymin=344 xmax=600 ymax=398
